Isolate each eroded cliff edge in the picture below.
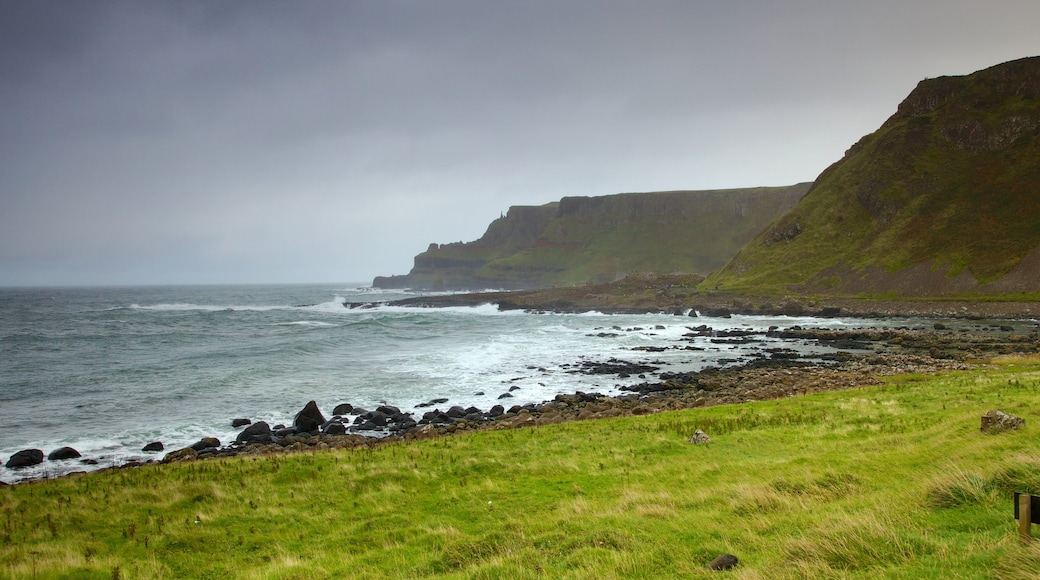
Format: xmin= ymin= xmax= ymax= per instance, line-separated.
xmin=373 ymin=184 xmax=810 ymax=291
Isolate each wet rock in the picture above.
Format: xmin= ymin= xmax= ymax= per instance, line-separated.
xmin=981 ymin=410 xmax=1025 ymax=432
xmin=707 ymin=554 xmax=738 ymax=570
xmin=161 ymin=447 xmax=198 ymax=463
xmin=236 ymin=421 xmax=274 ymax=444
xmin=376 ymin=405 xmax=401 ymax=415
xmin=231 ymin=418 xmax=252 ymax=428
xmin=322 ymin=421 xmax=347 ymax=435
xmin=294 ymin=400 xmax=326 ymax=433
xmin=47 ymin=447 xmax=82 ymax=460
xmin=333 ymin=403 xmax=354 ymax=415
xmin=6 ymin=449 xmax=44 ymax=468
xmin=190 ymin=437 xmax=221 ymax=451
xmin=498 ymin=392 xmax=514 ymax=399
xmin=142 ymin=441 xmax=165 ymax=452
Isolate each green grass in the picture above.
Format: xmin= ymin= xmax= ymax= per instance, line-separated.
xmin=706 ymin=57 xmax=1040 ymax=296
xmin=5 ymin=359 xmax=1040 ymax=578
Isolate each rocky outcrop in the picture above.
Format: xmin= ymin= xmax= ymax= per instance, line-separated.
xmin=294 ymin=401 xmax=326 ymax=433
xmin=981 ymin=410 xmax=1025 ymax=433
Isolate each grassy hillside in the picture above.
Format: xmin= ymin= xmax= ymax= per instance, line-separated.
xmin=374 ymin=185 xmax=808 ymax=291
xmin=706 ymin=56 xmax=1040 ymax=296
xmin=4 ymin=359 xmax=1040 ymax=578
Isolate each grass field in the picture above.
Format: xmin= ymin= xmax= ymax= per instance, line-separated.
xmin=3 ymin=358 xmax=1040 ymax=578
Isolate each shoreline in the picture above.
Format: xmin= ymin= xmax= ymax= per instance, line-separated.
xmin=372 ymin=274 xmax=1040 ymax=320
xmin=6 ymin=318 xmax=1037 ymax=485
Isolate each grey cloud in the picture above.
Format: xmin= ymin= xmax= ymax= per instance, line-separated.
xmin=2 ymin=0 xmax=1039 ymax=285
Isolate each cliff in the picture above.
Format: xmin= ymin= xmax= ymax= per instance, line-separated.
xmin=706 ymin=56 xmax=1040 ymax=296
xmin=373 ymin=184 xmax=810 ymax=290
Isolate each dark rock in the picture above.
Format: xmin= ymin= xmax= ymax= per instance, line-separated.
xmin=376 ymin=405 xmax=401 ymax=415
xmin=231 ymin=418 xmax=252 ymax=428
xmin=489 ymin=404 xmax=505 ymax=417
xmin=236 ymin=421 xmax=273 ymax=444
xmin=391 ymin=418 xmax=417 ymax=431
xmin=707 ymin=554 xmax=739 ymax=570
xmin=498 ymin=392 xmax=514 ymax=399
xmin=274 ymin=426 xmax=298 ymax=437
xmin=142 ymin=441 xmax=165 ymax=452
xmin=161 ymin=447 xmax=198 ymax=463
xmin=474 ymin=391 xmax=485 ymax=396
xmin=294 ymin=400 xmax=326 ymax=433
xmin=446 ymin=406 xmax=467 ymax=418
xmin=981 ymin=410 xmax=1025 ymax=432
xmin=463 ymin=412 xmax=484 ymax=422
xmin=47 ymin=446 xmax=82 ymax=460
xmin=190 ymin=437 xmax=221 ymax=451
xmin=323 ymin=422 xmax=347 ymax=435
xmin=333 ymin=403 xmax=354 ymax=415
xmin=6 ymin=449 xmax=44 ymax=468
xmin=80 ymin=458 xmax=99 ymax=465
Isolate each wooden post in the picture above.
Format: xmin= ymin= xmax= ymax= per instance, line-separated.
xmin=1021 ymin=493 xmax=1033 ymax=545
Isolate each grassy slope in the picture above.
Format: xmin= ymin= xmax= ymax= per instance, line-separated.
xmin=393 ymin=185 xmax=807 ymax=290
xmin=706 ymin=56 xmax=1040 ymax=295
xmin=4 ymin=360 xmax=1040 ymax=578
xmin=478 ymin=187 xmax=808 ymax=288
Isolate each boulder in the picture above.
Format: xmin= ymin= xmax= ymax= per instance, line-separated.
xmin=47 ymin=447 xmax=82 ymax=461
xmin=5 ymin=449 xmax=44 ymax=468
xmin=707 ymin=554 xmax=738 ymax=570
xmin=236 ymin=421 xmax=273 ymax=444
xmin=142 ymin=441 xmax=165 ymax=452
xmin=688 ymin=430 xmax=712 ymax=445
xmin=231 ymin=418 xmax=252 ymax=428
xmin=294 ymin=400 xmax=326 ymax=433
xmin=161 ymin=447 xmax=198 ymax=463
xmin=323 ymin=421 xmax=347 ymax=435
xmin=333 ymin=403 xmax=354 ymax=415
xmin=376 ymin=405 xmax=401 ymax=415
xmin=981 ymin=410 xmax=1025 ymax=432
xmin=190 ymin=437 xmax=221 ymax=451
xmin=446 ymin=406 xmax=467 ymax=419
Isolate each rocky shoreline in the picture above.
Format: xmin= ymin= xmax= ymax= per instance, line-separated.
xmin=365 ymin=273 xmax=1040 ymax=320
xmin=7 ymin=316 xmax=1037 ymax=481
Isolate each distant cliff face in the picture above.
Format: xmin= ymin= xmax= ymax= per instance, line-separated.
xmin=373 ymin=184 xmax=810 ymax=291
xmin=706 ymin=56 xmax=1040 ymax=296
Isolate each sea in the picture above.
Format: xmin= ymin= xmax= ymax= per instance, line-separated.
xmin=1 ymin=283 xmax=898 ymax=483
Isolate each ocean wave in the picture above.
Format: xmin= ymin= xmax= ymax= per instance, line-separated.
xmin=274 ymin=321 xmax=338 ymax=328
xmin=130 ymin=303 xmax=286 ymax=312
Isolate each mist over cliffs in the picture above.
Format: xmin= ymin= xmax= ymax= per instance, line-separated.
xmin=707 ymin=56 xmax=1040 ymax=296
xmin=373 ymin=184 xmax=810 ymax=291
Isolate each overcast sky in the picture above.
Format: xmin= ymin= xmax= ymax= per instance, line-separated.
xmin=2 ymin=1 xmax=1038 ymax=286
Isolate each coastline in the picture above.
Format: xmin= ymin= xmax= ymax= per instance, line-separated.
xmin=6 ymin=312 xmax=1036 ymax=484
